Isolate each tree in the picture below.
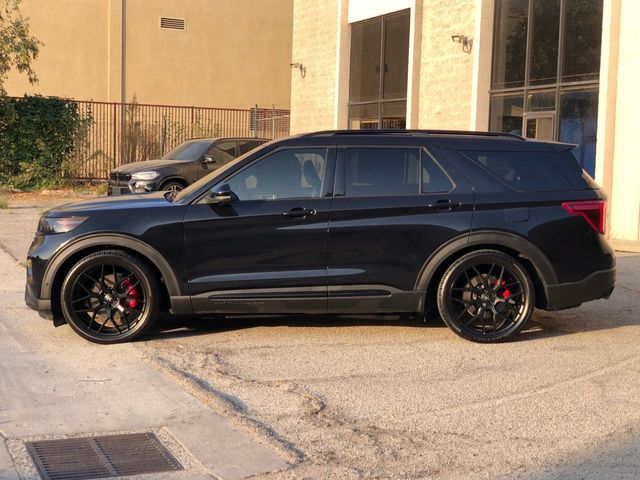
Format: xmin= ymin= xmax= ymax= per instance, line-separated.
xmin=0 ymin=0 xmax=40 ymax=96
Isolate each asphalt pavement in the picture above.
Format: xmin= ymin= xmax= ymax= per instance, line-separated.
xmin=1 ymin=196 xmax=639 ymax=479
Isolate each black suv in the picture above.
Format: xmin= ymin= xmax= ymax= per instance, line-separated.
xmin=26 ymin=130 xmax=615 ymax=344
xmin=108 ymin=137 xmax=267 ymax=195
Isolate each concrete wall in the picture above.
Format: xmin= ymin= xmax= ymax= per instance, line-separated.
xmin=289 ymin=0 xmax=343 ymax=133
xmin=289 ymin=0 xmax=483 ymax=133
xmin=416 ymin=0 xmax=477 ymax=129
xmin=608 ymin=0 xmax=640 ymax=243
xmin=5 ymin=0 xmax=293 ymax=108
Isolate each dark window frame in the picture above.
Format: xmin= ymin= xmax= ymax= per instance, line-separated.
xmin=348 ymin=9 xmax=410 ymax=130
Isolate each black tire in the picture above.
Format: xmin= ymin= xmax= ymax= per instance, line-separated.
xmin=60 ymin=250 xmax=161 ymax=344
xmin=161 ymin=180 xmax=184 ymax=193
xmin=436 ymin=249 xmax=535 ymax=343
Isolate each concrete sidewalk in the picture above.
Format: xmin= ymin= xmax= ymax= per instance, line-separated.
xmin=0 ymin=248 xmax=289 ymax=479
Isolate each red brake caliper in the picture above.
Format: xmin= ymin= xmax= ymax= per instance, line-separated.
xmin=122 ymin=278 xmax=138 ymax=308
xmin=494 ymin=279 xmax=511 ymax=299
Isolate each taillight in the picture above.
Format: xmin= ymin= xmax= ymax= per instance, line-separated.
xmin=562 ymin=200 xmax=606 ymax=234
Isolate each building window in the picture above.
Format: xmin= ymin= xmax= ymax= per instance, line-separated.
xmin=489 ymin=0 xmax=603 ymax=175
xmin=348 ymin=10 xmax=410 ymax=130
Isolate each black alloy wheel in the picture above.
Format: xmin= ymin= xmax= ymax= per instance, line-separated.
xmin=162 ymin=181 xmax=184 ymax=193
xmin=60 ymin=250 xmax=160 ymax=344
xmin=437 ymin=249 xmax=534 ymax=343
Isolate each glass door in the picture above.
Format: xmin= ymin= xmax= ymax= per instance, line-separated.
xmin=524 ymin=114 xmax=555 ymax=140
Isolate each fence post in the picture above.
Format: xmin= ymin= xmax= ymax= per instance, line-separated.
xmin=112 ymin=102 xmax=118 ymax=169
xmin=253 ymin=104 xmax=258 ymax=138
xmin=272 ymin=104 xmax=276 ymax=139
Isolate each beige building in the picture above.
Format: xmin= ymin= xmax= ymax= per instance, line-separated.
xmin=289 ymin=0 xmax=640 ymax=248
xmin=5 ymin=0 xmax=294 ymax=109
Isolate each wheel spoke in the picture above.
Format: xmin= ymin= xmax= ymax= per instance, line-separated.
xmin=72 ymin=293 xmax=99 ymax=304
xmin=493 ymin=266 xmax=505 ymax=291
xmin=464 ymin=307 xmax=484 ymax=326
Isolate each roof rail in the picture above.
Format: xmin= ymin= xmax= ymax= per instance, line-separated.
xmin=302 ymin=129 xmax=526 ymax=141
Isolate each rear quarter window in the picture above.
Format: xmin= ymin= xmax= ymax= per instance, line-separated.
xmin=459 ymin=150 xmax=573 ymax=192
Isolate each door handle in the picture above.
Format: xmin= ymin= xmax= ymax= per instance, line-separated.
xmin=427 ymin=199 xmax=462 ymax=211
xmin=282 ymin=207 xmax=317 ymax=218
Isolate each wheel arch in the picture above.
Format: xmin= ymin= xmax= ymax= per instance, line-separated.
xmin=159 ymin=176 xmax=188 ymax=189
xmin=43 ymin=234 xmax=182 ymax=317
xmin=416 ymin=231 xmax=557 ymax=311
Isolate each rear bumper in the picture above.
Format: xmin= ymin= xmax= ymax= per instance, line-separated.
xmin=545 ymin=268 xmax=616 ymax=310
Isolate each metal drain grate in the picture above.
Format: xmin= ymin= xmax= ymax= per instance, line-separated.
xmin=25 ymin=432 xmax=183 ymax=480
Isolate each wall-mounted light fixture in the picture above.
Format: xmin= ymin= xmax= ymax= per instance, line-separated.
xmin=290 ymin=62 xmax=306 ymax=78
xmin=451 ymin=35 xmax=473 ymax=54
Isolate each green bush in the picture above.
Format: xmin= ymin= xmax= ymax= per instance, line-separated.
xmin=0 ymin=95 xmax=90 ymax=189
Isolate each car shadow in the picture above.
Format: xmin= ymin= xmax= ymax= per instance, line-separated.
xmin=143 ymin=253 xmax=639 ymax=343
xmin=144 ymin=313 xmax=448 ymax=341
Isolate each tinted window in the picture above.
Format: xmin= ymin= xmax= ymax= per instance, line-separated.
xmin=422 ymin=151 xmax=454 ymax=193
xmin=208 ymin=141 xmax=237 ymax=165
xmin=162 ymin=140 xmax=211 ymax=160
xmin=237 ymin=140 xmax=262 ymax=155
xmin=227 ymin=148 xmax=327 ymax=201
xmin=562 ymin=0 xmax=603 ymax=82
xmin=344 ymin=148 xmax=420 ymax=197
xmin=460 ymin=150 xmax=571 ymax=192
xmin=491 ymin=0 xmax=528 ymax=89
xmin=528 ymin=0 xmax=560 ymax=85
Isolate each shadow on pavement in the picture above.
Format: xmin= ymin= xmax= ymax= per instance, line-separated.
xmin=143 ymin=253 xmax=640 ymax=343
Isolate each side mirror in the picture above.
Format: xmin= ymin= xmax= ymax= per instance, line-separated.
xmin=205 ymin=183 xmax=233 ymax=204
xmin=203 ymin=155 xmax=217 ymax=167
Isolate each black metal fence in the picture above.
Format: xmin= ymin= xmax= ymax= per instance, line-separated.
xmin=68 ymin=100 xmax=290 ymax=179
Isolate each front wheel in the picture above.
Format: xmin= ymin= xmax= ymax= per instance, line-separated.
xmin=161 ymin=181 xmax=184 ymax=193
xmin=60 ymin=250 xmax=161 ymax=344
xmin=436 ymin=249 xmax=535 ymax=343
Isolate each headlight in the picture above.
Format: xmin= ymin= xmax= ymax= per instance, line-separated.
xmin=37 ymin=216 xmax=88 ymax=234
xmin=131 ymin=171 xmax=160 ymax=181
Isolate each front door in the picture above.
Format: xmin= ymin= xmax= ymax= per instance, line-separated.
xmin=183 ymin=147 xmax=334 ymax=314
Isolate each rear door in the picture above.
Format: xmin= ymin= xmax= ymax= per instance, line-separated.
xmin=327 ymin=146 xmax=474 ymax=313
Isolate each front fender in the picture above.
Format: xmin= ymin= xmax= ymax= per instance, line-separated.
xmin=41 ymin=233 xmax=182 ymax=299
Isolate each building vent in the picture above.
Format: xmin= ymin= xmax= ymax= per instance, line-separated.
xmin=160 ymin=17 xmax=186 ymax=31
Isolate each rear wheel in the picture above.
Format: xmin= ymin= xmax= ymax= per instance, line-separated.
xmin=60 ymin=250 xmax=161 ymax=344
xmin=436 ymin=249 xmax=534 ymax=343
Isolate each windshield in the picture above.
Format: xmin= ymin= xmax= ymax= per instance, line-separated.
xmin=161 ymin=140 xmax=211 ymax=161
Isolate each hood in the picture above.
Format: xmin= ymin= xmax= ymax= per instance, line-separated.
xmin=46 ymin=191 xmax=173 ymax=216
xmin=112 ymin=159 xmax=187 ymax=173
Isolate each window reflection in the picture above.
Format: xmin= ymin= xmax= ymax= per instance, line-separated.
xmin=490 ymin=95 xmax=524 ymax=136
xmin=528 ymin=0 xmax=560 ymax=85
xmin=559 ymin=89 xmax=598 ymax=174
xmin=562 ymin=0 xmax=603 ymax=82
xmin=491 ymin=0 xmax=528 ymax=89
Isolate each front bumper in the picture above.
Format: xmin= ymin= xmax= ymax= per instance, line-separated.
xmin=545 ymin=268 xmax=616 ymax=310
xmin=107 ymin=179 xmax=159 ymax=195
xmin=25 ymin=283 xmax=53 ymax=319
